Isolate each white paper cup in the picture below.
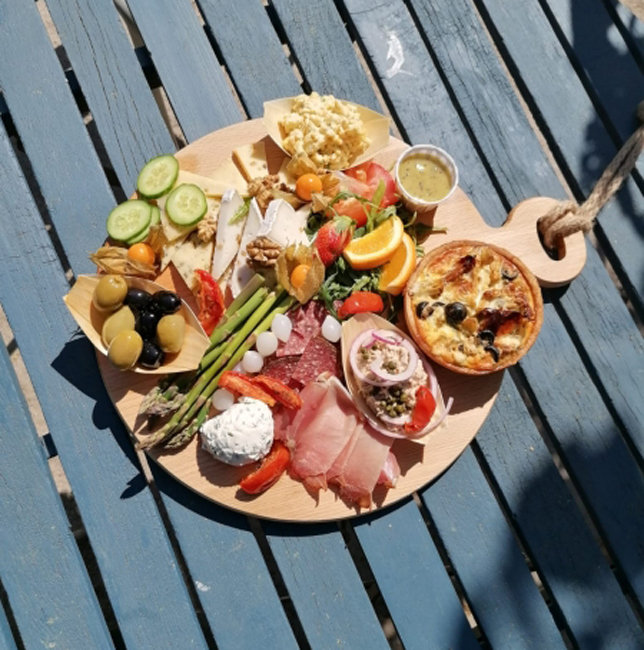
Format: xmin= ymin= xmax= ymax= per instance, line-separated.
xmin=394 ymin=145 xmax=459 ymax=213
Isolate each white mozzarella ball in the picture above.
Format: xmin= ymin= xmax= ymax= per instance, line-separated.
xmin=242 ymin=350 xmax=264 ymax=374
xmin=321 ymin=314 xmax=342 ymax=343
xmin=256 ymin=331 xmax=279 ymax=357
xmin=271 ymin=313 xmax=292 ymax=342
xmin=212 ymin=388 xmax=235 ymax=411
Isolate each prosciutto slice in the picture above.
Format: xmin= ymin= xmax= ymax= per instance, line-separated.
xmin=287 ymin=377 xmax=358 ymax=491
xmin=328 ymin=422 xmax=393 ymax=509
xmin=377 ymin=451 xmax=400 ymax=488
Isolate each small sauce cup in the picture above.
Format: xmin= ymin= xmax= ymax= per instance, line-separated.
xmin=394 ymin=144 xmax=459 ymax=214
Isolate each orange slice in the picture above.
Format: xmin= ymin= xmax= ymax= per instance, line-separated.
xmin=378 ymin=233 xmax=417 ymax=295
xmin=343 ymin=216 xmax=404 ymax=270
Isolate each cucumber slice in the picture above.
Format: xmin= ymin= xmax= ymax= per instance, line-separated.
xmin=137 ymin=155 xmax=179 ymax=199
xmin=126 ymin=205 xmax=160 ymax=244
xmin=107 ymin=200 xmax=152 ymax=242
xmin=166 ymin=183 xmax=207 ymax=226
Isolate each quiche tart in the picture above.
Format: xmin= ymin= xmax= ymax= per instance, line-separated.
xmin=404 ymin=241 xmax=543 ymax=374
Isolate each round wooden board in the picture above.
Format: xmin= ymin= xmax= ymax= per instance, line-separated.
xmin=99 ymin=118 xmax=586 ymax=522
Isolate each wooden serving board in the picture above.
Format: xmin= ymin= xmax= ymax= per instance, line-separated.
xmin=98 ymin=118 xmax=586 ymax=522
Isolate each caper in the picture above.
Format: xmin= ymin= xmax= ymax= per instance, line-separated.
xmin=396 ymin=404 xmax=405 ymax=414
xmin=156 ymin=313 xmax=186 ymax=353
xmin=93 ymin=275 xmax=128 ymax=312
xmin=102 ymin=305 xmax=136 ymax=347
xmin=108 ymin=330 xmax=143 ymax=371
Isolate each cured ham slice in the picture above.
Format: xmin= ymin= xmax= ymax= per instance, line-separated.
xmin=287 ymin=377 xmax=358 ymax=491
xmin=328 ymin=422 xmax=393 ymax=509
xmin=377 ymin=451 xmax=400 ymax=488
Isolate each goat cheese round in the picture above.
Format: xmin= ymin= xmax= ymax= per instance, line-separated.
xmin=200 ymin=397 xmax=274 ymax=466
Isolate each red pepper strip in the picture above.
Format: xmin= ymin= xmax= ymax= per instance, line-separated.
xmin=239 ymin=441 xmax=290 ymax=494
xmin=337 ymin=291 xmax=385 ymax=320
xmin=250 ymin=375 xmax=303 ymax=410
xmin=219 ymin=371 xmax=276 ymax=407
xmin=404 ymin=386 xmax=436 ymax=435
xmin=195 ymin=269 xmax=225 ymax=336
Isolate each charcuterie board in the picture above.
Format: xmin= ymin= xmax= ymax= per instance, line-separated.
xmin=98 ymin=118 xmax=586 ymax=522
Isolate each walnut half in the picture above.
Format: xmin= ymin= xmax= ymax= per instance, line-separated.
xmin=247 ymin=236 xmax=282 ymax=268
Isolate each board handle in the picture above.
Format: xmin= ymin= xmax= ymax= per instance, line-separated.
xmin=493 ymin=197 xmax=587 ymax=288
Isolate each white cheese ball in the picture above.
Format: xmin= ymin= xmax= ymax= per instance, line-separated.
xmin=201 ymin=397 xmax=274 ymax=466
xmin=256 ymin=331 xmax=279 ymax=357
xmin=242 ymin=350 xmax=264 ymax=374
xmin=211 ymin=388 xmax=235 ymax=411
xmin=271 ymin=314 xmax=292 ymax=342
xmin=321 ymin=315 xmax=342 ymax=343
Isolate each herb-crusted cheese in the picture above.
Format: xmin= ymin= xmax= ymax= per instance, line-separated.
xmin=200 ymin=397 xmax=274 ymax=466
xmin=172 ymin=232 xmax=214 ymax=292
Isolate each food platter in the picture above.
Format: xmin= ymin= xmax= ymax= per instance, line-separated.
xmin=93 ymin=116 xmax=586 ymax=522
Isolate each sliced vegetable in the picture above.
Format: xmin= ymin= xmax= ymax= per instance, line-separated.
xmin=250 ymin=375 xmax=303 ymax=410
xmin=106 ymin=200 xmax=152 ymax=242
xmin=127 ymin=242 xmax=156 ymax=266
xmin=195 ymin=269 xmax=225 ymax=336
xmin=126 ymin=205 xmax=161 ymax=245
xmin=219 ymin=371 xmax=276 ymax=406
xmin=166 ymin=183 xmax=208 ymax=226
xmin=337 ymin=292 xmax=384 ymax=320
xmin=137 ymin=154 xmax=179 ymax=199
xmin=239 ymin=441 xmax=290 ymax=494
xmin=404 ymin=386 xmax=436 ymax=435
xmin=369 ymin=337 xmax=418 ymax=384
xmin=349 ymin=330 xmax=394 ymax=387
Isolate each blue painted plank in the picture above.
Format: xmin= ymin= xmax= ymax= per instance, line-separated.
xmin=0 ymin=0 xmax=115 ymax=276
xmin=608 ymin=0 xmax=644 ymax=60
xmin=406 ymin=0 xmax=644 ymax=464
xmin=428 ymin=376 xmax=644 ymax=649
xmin=264 ymin=523 xmax=390 ymax=650
xmin=124 ymin=0 xmax=242 ymax=141
xmin=355 ymin=500 xmax=485 ymax=650
xmin=0 ymin=122 xmax=208 ymax=650
xmin=269 ymin=0 xmax=383 ymax=112
xmin=151 ymin=470 xmax=299 ymax=650
xmin=420 ymin=446 xmax=569 ymax=650
xmin=0 ymin=345 xmax=115 ymax=650
xmin=43 ymin=0 xmax=175 ymax=190
xmin=475 ymin=0 xmax=644 ymax=313
xmin=195 ymin=0 xmax=301 ymax=117
xmin=0 ymin=603 xmax=18 ymax=650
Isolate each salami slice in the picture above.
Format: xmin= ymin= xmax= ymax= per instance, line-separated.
xmin=292 ymin=336 xmax=340 ymax=386
xmin=275 ymin=330 xmax=307 ymax=357
xmin=263 ymin=355 xmax=301 ymax=384
xmin=276 ymin=301 xmax=326 ymax=357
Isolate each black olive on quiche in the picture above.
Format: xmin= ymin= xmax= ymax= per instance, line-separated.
xmin=404 ymin=241 xmax=543 ymax=375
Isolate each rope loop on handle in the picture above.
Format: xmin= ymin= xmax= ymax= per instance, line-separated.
xmin=538 ymin=101 xmax=644 ymax=249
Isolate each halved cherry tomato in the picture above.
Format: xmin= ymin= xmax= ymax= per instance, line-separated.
xmin=239 ymin=441 xmax=290 ymax=494
xmin=346 ymin=162 xmax=397 ymax=208
xmin=296 ymin=173 xmax=323 ymax=201
xmin=332 ymin=197 xmax=369 ymax=227
xmin=404 ymin=386 xmax=436 ymax=435
xmin=336 ymin=291 xmax=385 ymax=319
xmin=195 ymin=269 xmax=225 ymax=336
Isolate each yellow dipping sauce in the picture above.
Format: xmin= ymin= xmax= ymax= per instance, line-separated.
xmin=398 ymin=153 xmax=452 ymax=202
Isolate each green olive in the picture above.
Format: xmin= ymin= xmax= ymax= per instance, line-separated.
xmin=108 ymin=330 xmax=143 ymax=371
xmin=156 ymin=314 xmax=185 ymax=353
xmin=93 ymin=275 xmax=128 ymax=312
xmin=102 ymin=306 xmax=136 ymax=347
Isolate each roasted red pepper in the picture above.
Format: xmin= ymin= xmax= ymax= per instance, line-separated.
xmin=239 ymin=441 xmax=290 ymax=494
xmin=250 ymin=375 xmax=303 ymax=410
xmin=219 ymin=371 xmax=276 ymax=407
xmin=195 ymin=269 xmax=225 ymax=336
xmin=337 ymin=291 xmax=385 ymax=320
xmin=404 ymin=386 xmax=436 ymax=435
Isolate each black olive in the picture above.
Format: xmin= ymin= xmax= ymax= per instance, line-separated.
xmin=416 ymin=301 xmax=432 ymax=319
xmin=445 ymin=302 xmax=467 ymax=324
xmin=152 ymin=290 xmax=182 ymax=315
xmin=502 ymin=267 xmax=518 ymax=281
xmin=138 ymin=340 xmax=165 ymax=369
xmin=485 ymin=345 xmax=500 ymax=363
xmin=136 ymin=310 xmax=161 ymax=340
xmin=124 ymin=288 xmax=152 ymax=311
xmin=478 ymin=329 xmax=495 ymax=344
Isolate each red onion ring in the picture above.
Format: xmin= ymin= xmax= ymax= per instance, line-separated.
xmin=369 ymin=339 xmax=418 ymax=383
xmin=349 ymin=330 xmax=395 ymax=386
xmin=372 ymin=331 xmax=401 ymax=345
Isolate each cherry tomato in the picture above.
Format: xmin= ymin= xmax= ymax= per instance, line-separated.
xmin=404 ymin=386 xmax=436 ymax=435
xmin=290 ymin=263 xmax=311 ymax=289
xmin=239 ymin=441 xmax=290 ymax=494
xmin=127 ymin=243 xmax=156 ymax=266
xmin=337 ymin=291 xmax=384 ymax=319
xmin=296 ymin=173 xmax=323 ymax=201
xmin=331 ymin=198 xmax=369 ymax=227
xmin=194 ymin=269 xmax=225 ymax=336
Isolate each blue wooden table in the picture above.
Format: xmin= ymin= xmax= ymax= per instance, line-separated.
xmin=1 ymin=0 xmax=643 ymax=648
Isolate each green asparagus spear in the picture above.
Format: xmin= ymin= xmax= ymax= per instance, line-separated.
xmin=164 ymin=402 xmax=209 ymax=449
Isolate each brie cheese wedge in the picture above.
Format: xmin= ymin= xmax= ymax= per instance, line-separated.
xmin=228 ymin=198 xmax=263 ymax=297
xmin=257 ymin=199 xmax=310 ymax=248
xmin=212 ymin=189 xmax=246 ymax=281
